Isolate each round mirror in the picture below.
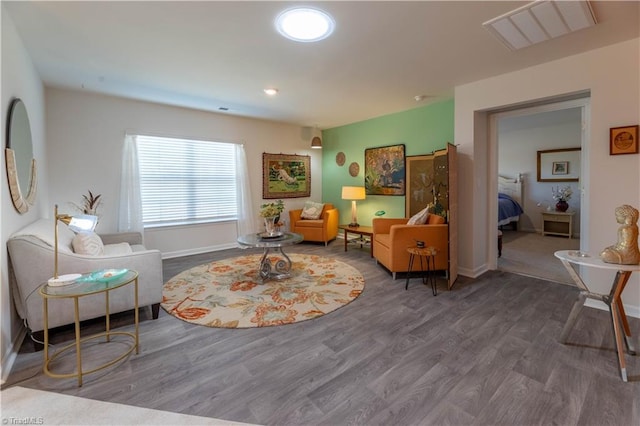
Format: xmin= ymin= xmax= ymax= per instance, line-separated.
xmin=6 ymin=98 xmax=37 ymax=213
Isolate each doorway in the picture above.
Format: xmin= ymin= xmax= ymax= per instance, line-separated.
xmin=487 ymin=97 xmax=590 ymax=283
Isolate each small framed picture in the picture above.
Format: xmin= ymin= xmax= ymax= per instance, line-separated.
xmin=552 ymin=161 xmax=568 ymax=175
xmin=610 ymin=125 xmax=639 ymax=155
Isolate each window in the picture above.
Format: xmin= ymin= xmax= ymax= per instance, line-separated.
xmin=135 ymin=135 xmax=237 ymax=227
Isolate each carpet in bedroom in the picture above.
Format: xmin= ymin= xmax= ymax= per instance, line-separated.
xmin=498 ymin=229 xmax=580 ymax=285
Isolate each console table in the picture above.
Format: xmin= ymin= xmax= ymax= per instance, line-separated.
xmin=554 ymin=250 xmax=639 ymax=381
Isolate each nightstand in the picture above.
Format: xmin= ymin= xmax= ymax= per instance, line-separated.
xmin=541 ymin=211 xmax=575 ymax=238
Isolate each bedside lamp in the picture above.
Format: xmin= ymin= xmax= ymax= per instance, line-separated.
xmin=48 ymin=204 xmax=98 ymax=286
xmin=342 ymin=186 xmax=366 ymax=227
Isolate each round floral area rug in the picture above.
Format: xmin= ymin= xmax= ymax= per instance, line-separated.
xmin=161 ymin=253 xmax=365 ymax=328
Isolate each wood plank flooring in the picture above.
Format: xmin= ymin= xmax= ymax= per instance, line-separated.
xmin=5 ymin=241 xmax=640 ymax=425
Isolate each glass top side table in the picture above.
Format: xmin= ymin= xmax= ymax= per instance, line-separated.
xmin=39 ymin=269 xmax=139 ymax=386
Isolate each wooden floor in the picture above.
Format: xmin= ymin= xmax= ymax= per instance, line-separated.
xmin=5 ymin=240 xmax=640 ymax=425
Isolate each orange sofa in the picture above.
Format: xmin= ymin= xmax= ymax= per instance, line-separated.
xmin=372 ymin=215 xmax=448 ymax=279
xmin=289 ymin=203 xmax=339 ymax=246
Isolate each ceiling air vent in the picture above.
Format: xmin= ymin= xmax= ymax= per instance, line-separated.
xmin=483 ymin=0 xmax=596 ymax=50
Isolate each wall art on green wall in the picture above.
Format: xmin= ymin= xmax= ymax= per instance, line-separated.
xmin=364 ymin=144 xmax=405 ymax=196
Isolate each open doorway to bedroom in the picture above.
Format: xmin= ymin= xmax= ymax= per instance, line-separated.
xmin=490 ymin=97 xmax=589 ymax=285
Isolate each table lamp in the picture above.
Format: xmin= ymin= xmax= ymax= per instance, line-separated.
xmin=341 ymin=186 xmax=366 ymax=227
xmin=48 ymin=204 xmax=98 ymax=286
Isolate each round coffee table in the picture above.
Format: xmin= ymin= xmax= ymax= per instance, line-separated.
xmin=237 ymin=232 xmax=303 ymax=282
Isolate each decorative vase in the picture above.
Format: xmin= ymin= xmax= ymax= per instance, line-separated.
xmin=264 ymin=216 xmax=277 ymax=235
xmin=555 ymin=200 xmax=569 ymax=212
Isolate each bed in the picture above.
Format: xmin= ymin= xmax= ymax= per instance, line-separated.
xmin=498 ymin=175 xmax=524 ymax=229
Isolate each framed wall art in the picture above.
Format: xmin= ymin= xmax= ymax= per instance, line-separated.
xmin=610 ymin=125 xmax=639 ymax=155
xmin=364 ymin=144 xmax=405 ymax=195
xmin=537 ymin=147 xmax=580 ymax=182
xmin=552 ymin=161 xmax=568 ymax=175
xmin=262 ymin=153 xmax=311 ymax=198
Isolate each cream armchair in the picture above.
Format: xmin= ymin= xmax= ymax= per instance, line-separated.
xmin=7 ymin=219 xmax=163 ymax=348
xmin=289 ymin=203 xmax=339 ymax=246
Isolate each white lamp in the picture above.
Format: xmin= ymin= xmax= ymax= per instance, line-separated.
xmin=341 ymin=186 xmax=366 ymax=228
xmin=48 ymin=204 xmax=98 ymax=286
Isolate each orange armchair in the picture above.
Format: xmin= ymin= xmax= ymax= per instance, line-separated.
xmin=372 ymin=215 xmax=448 ymax=279
xmin=289 ymin=203 xmax=339 ymax=246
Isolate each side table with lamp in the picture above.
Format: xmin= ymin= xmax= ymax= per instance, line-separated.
xmin=39 ymin=205 xmax=140 ymax=386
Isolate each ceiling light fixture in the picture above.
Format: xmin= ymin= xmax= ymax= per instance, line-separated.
xmin=275 ymin=7 xmax=335 ymax=42
xmin=483 ymin=0 xmax=596 ymax=51
xmin=311 ymin=136 xmax=322 ymax=149
xmin=264 ymin=88 xmax=278 ymax=96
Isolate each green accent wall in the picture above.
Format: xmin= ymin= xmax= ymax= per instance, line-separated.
xmin=321 ymin=99 xmax=454 ymax=226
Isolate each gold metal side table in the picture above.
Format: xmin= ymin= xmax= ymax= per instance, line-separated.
xmin=39 ymin=269 xmax=139 ymax=386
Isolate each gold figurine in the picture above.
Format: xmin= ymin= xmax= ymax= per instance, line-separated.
xmin=600 ymin=204 xmax=640 ymax=265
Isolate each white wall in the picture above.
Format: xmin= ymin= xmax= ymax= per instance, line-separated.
xmin=45 ymin=88 xmax=323 ymax=257
xmin=1 ymin=7 xmax=48 ymax=381
xmin=456 ymin=38 xmax=640 ymax=315
xmin=498 ymin=108 xmax=583 ymax=234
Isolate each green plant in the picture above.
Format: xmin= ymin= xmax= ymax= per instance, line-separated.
xmin=260 ymin=200 xmax=284 ymax=217
xmin=73 ymin=190 xmax=102 ymax=215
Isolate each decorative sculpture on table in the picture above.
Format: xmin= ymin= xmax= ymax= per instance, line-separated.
xmin=600 ymin=204 xmax=640 ymax=265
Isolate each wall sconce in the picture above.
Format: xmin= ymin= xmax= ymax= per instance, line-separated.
xmin=48 ymin=204 xmax=98 ymax=286
xmin=341 ymin=186 xmax=366 ymax=227
xmin=311 ymin=136 xmax=322 ymax=149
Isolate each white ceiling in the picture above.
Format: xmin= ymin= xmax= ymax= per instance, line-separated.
xmin=4 ymin=1 xmax=638 ymax=129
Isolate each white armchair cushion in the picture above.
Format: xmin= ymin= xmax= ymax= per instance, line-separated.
xmin=72 ymin=232 xmax=104 ymax=255
xmin=103 ymin=242 xmax=133 ymax=256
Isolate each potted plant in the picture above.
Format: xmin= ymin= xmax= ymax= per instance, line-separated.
xmin=259 ymin=200 xmax=285 ymax=234
xmin=551 ymin=185 xmax=572 ymax=212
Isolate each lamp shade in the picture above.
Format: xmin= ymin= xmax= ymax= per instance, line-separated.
xmin=311 ymin=136 xmax=322 ymax=149
xmin=341 ymin=186 xmax=366 ymax=200
xmin=61 ymin=214 xmax=98 ymax=233
xmin=49 ymin=205 xmax=99 ymax=286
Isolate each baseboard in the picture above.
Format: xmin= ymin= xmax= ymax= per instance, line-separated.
xmin=585 ymin=299 xmax=640 ymax=319
xmin=458 ymin=264 xmax=489 ymax=279
xmin=161 ymin=243 xmax=239 ymax=259
xmin=1 ymin=326 xmax=28 ymax=385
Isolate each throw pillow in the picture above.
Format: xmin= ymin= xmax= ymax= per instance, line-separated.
xmin=72 ymin=232 xmax=104 ymax=256
xmin=300 ymin=201 xmax=325 ymax=220
xmin=407 ymin=207 xmax=430 ymax=225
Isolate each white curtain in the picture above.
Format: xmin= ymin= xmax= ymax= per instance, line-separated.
xmin=235 ymin=143 xmax=255 ymax=242
xmin=118 ymin=134 xmax=144 ymax=236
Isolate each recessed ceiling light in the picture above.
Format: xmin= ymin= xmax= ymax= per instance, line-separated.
xmin=264 ymin=88 xmax=279 ymax=96
xmin=275 ymin=7 xmax=335 ymax=42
